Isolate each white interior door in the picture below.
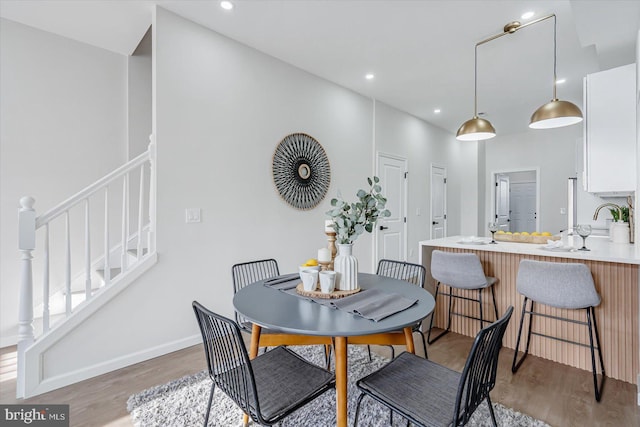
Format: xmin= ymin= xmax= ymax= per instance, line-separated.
xmin=430 ymin=165 xmax=447 ymax=238
xmin=376 ymin=154 xmax=407 ymax=262
xmin=510 ymin=182 xmax=536 ymax=232
xmin=495 ymin=174 xmax=510 ymax=231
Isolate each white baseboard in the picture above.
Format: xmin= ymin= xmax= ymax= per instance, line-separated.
xmin=25 ymin=333 xmax=201 ymax=398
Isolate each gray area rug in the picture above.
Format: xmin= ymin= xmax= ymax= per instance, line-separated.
xmin=127 ymin=345 xmax=551 ymax=426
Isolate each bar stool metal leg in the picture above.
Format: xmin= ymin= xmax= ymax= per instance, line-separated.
xmin=491 ymin=285 xmax=499 ymax=321
xmin=427 ymin=282 xmax=453 ymax=344
xmin=478 ymin=288 xmax=484 ymax=327
xmin=587 ymin=306 xmax=605 ymax=401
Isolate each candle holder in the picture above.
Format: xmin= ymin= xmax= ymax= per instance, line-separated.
xmin=326 ymin=231 xmax=337 ymax=270
xmin=318 ymin=260 xmax=331 ymax=271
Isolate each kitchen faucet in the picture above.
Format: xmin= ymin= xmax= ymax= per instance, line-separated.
xmin=593 ymin=203 xmax=621 ymax=220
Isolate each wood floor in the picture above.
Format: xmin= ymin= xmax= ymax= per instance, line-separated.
xmin=1 ymin=330 xmax=639 ymax=426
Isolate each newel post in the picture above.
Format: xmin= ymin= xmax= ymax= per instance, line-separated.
xmin=17 ymin=196 xmax=36 ymax=398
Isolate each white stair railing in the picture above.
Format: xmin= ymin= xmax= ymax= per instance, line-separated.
xmin=16 ymin=138 xmax=156 ymax=398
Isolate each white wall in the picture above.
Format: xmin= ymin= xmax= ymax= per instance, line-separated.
xmin=374 ymin=102 xmax=476 ymax=262
xmin=0 ymin=19 xmax=127 ymax=347
xmin=484 ymin=125 xmax=581 ymax=235
xmin=451 ymin=138 xmax=482 ymax=236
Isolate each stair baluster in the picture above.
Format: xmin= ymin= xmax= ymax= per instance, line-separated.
xmin=85 ymin=199 xmax=91 ymax=299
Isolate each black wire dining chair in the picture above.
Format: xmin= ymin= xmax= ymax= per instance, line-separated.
xmin=353 ymin=306 xmax=513 ymax=427
xmin=371 ymin=259 xmax=428 ymax=359
xmin=232 ymin=259 xmax=280 ymax=333
xmin=192 ymin=301 xmax=335 ymax=426
xmin=232 ymin=258 xmax=333 ymax=366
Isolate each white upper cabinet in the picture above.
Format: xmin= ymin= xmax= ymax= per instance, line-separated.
xmin=583 ymin=63 xmax=636 ymax=195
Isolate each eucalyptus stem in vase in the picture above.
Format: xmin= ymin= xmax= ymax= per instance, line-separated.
xmin=325 ymin=177 xmax=391 ymax=290
xmin=326 ymin=176 xmax=391 ymax=244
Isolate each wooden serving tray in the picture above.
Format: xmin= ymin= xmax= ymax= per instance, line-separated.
xmin=296 ymin=283 xmax=361 ymax=299
xmin=494 ymin=234 xmax=560 ymax=244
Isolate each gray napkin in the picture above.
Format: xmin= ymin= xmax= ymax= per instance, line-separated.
xmin=329 ymin=288 xmax=417 ymax=321
xmin=263 ymin=274 xmax=300 ymax=290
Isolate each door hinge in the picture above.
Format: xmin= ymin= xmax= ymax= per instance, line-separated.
xmin=404 ymin=217 xmax=407 ymax=223
xmin=444 ymin=178 xmax=447 ymax=184
xmin=444 ymin=214 xmax=447 ymax=220
xmin=404 ymin=172 xmax=408 ymax=179
xmin=495 ymin=182 xmax=498 ymax=187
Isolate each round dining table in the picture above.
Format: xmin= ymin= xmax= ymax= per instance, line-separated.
xmin=233 ymin=272 xmax=435 ymax=427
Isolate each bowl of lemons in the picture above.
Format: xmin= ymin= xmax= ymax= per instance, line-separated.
xmin=495 ymin=230 xmax=556 ymax=243
xmin=299 ymin=258 xmax=321 ymax=277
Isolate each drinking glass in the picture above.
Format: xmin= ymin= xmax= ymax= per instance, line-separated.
xmin=488 ymin=222 xmax=499 ymax=244
xmin=576 ymin=224 xmax=592 ymax=251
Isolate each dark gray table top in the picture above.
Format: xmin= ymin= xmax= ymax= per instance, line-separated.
xmin=233 ymin=272 xmax=435 ymax=337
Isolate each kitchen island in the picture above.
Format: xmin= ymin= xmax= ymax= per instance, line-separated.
xmin=419 ymin=235 xmax=639 ymax=390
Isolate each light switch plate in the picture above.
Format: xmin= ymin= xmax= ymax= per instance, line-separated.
xmin=185 ymin=208 xmax=201 ymax=223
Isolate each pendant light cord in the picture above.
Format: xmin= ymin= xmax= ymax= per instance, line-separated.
xmin=474 ymin=44 xmax=478 ymax=117
xmin=552 ymin=14 xmax=558 ymax=100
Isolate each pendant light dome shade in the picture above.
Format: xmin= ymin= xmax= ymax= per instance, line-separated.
xmin=456 ymin=116 xmax=496 ymax=141
xmin=529 ymin=99 xmax=583 ymax=129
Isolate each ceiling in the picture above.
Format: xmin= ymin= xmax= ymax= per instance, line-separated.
xmin=1 ymin=0 xmax=638 ymax=137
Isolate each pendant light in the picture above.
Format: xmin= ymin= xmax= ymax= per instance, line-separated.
xmin=529 ymin=15 xmax=583 ymax=129
xmin=456 ymin=14 xmax=582 ymax=140
xmin=456 ymin=44 xmax=496 ymax=141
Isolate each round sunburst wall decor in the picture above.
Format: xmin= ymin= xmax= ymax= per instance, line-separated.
xmin=272 ymin=133 xmax=331 ymax=210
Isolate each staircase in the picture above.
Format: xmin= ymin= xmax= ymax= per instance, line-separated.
xmin=16 ymin=138 xmax=157 ymax=398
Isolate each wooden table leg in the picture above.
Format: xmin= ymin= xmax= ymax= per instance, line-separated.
xmin=249 ymin=323 xmax=261 ymax=359
xmin=335 ymin=336 xmax=348 ymax=427
xmin=403 ymin=327 xmax=415 ymax=354
xmin=243 ymin=324 xmax=262 ymax=426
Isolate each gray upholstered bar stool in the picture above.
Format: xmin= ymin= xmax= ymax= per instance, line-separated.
xmin=427 ymin=250 xmax=499 ymax=344
xmin=511 ymin=259 xmax=605 ymax=401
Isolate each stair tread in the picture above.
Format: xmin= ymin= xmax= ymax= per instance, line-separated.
xmin=95 ymin=267 xmax=122 ymax=279
xmin=127 ymin=248 xmax=148 ymax=256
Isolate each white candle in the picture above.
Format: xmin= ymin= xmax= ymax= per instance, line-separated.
xmin=318 ymin=247 xmax=331 ymax=263
xmin=325 ymin=219 xmax=334 ymax=233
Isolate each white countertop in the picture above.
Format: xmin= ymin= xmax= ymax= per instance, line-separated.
xmin=419 ymin=235 xmax=640 ymax=265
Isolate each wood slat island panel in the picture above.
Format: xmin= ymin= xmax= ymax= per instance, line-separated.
xmin=423 ymin=246 xmax=639 ymax=384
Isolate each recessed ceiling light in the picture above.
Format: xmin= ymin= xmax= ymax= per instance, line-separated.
xmin=434 ymin=109 xmax=441 ymax=114
xmin=556 ymin=78 xmax=566 ymax=84
xmin=220 ymin=1 xmax=234 ymax=10
xmin=365 ymin=73 xmax=375 ymax=80
xmin=521 ymin=11 xmax=534 ymax=20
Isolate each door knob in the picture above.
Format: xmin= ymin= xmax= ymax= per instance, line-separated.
xmin=432 ymin=221 xmax=439 ymax=225
xmin=379 ymin=225 xmax=389 ymax=230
